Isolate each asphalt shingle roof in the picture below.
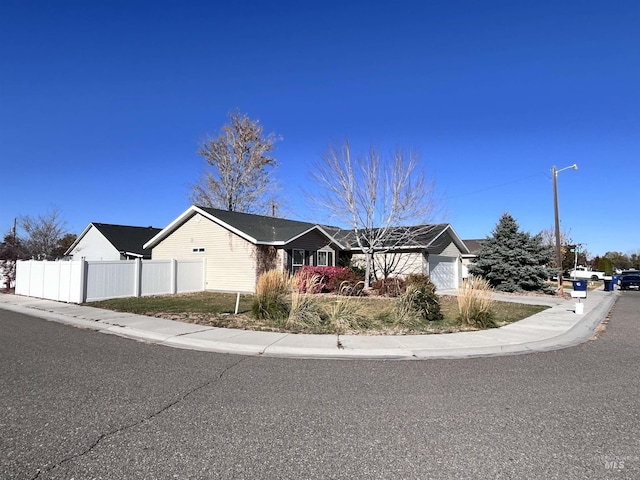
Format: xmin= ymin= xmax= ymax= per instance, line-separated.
xmin=92 ymin=223 xmax=162 ymax=257
xmin=197 ymin=207 xmax=321 ymax=244
xmin=323 ymin=224 xmax=452 ymax=249
xmin=462 ymin=239 xmax=486 ymax=255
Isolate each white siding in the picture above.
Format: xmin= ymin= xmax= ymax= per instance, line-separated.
xmin=152 ymin=213 xmax=257 ymax=292
xmin=352 ymin=251 xmax=426 ymax=279
xmin=68 ymin=226 xmax=121 ymax=261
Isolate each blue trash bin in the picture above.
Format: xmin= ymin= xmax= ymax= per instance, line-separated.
xmin=612 ymin=275 xmax=620 ymax=289
xmin=572 ymin=280 xmax=587 ymax=292
xmin=603 ymin=278 xmax=613 ymax=291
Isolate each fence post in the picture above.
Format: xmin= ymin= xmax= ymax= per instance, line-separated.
xmin=57 ymin=261 xmax=62 ymax=302
xmin=42 ymin=261 xmax=47 ymax=299
xmin=79 ymin=259 xmax=87 ymax=303
xmin=24 ymin=260 xmax=31 ymax=296
xmin=134 ymin=258 xmax=142 ymax=297
xmin=169 ymin=258 xmax=178 ymax=295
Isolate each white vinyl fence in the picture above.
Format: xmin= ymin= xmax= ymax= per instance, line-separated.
xmin=15 ymin=258 xmax=205 ymax=303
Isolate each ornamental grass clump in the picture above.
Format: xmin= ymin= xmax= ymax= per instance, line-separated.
xmin=252 ymin=270 xmax=290 ymax=322
xmin=327 ymin=281 xmax=367 ymax=333
xmin=457 ymin=275 xmax=495 ymax=328
xmin=287 ymin=273 xmax=327 ymax=329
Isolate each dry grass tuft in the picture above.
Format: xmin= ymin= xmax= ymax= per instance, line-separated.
xmin=327 ymin=281 xmax=367 ymax=333
xmin=252 ymin=270 xmax=290 ymax=321
xmin=287 ymin=274 xmax=327 ymax=328
xmin=457 ymin=275 xmax=495 ymax=328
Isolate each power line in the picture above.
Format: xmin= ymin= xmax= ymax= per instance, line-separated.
xmin=442 ymin=172 xmax=546 ymax=201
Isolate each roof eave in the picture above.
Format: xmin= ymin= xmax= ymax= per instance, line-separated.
xmin=282 ymin=225 xmax=346 ymax=249
xmin=63 ymin=222 xmax=96 ymax=256
xmin=144 ymin=206 xmax=260 ymax=250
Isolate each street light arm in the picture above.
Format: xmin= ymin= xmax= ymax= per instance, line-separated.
xmin=555 ymin=164 xmax=578 ymax=176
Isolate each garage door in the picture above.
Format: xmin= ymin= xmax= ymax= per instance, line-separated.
xmin=429 ymin=255 xmax=458 ymax=290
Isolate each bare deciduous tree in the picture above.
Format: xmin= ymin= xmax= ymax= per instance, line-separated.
xmin=540 ymin=227 xmax=589 ymax=272
xmin=310 ymin=140 xmax=440 ymax=288
xmin=190 ymin=110 xmax=282 ymax=214
xmin=21 ymin=208 xmax=69 ymax=260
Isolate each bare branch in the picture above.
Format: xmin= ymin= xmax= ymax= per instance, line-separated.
xmin=309 ymin=140 xmax=441 ymax=287
xmin=190 ymin=110 xmax=282 ymax=214
xmin=20 ymin=208 xmax=68 ymax=260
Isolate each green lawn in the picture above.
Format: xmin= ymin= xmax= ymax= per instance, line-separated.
xmin=86 ymin=291 xmax=549 ymax=335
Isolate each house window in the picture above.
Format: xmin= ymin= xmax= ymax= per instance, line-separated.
xmin=292 ymin=249 xmax=305 ymax=273
xmin=317 ymin=250 xmax=334 ymax=267
xmin=192 ymin=247 xmax=205 ymax=253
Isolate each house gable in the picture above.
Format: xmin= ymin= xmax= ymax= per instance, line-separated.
xmin=66 ymin=224 xmax=121 ymax=261
xmin=283 ymin=229 xmax=339 ymax=273
xmin=66 ymin=223 xmax=160 ymax=260
xmin=145 ymin=205 xmax=344 ymax=250
xmin=151 ymin=211 xmax=258 ymax=292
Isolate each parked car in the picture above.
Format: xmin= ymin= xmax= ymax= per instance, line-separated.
xmin=568 ymin=266 xmax=606 ymax=281
xmin=619 ymin=270 xmax=640 ymax=290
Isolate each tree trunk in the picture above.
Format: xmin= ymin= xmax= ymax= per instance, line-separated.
xmin=364 ymin=251 xmax=374 ymax=289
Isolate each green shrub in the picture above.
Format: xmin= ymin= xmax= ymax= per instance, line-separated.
xmin=599 ymin=257 xmax=614 ymax=276
xmin=457 ymin=275 xmax=495 ymax=328
xmin=406 ymin=274 xmax=435 ymax=292
xmin=398 ymin=283 xmax=443 ymax=323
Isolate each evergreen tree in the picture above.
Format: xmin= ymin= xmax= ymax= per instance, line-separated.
xmin=0 ymin=230 xmax=26 ymax=289
xmin=468 ymin=213 xmax=554 ymax=293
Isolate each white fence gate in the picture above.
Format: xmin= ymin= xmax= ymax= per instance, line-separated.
xmin=15 ymin=258 xmax=205 ymax=303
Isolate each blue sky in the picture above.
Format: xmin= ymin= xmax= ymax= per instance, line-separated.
xmin=1 ymin=0 xmax=638 ymax=257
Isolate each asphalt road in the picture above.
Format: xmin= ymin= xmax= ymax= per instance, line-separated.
xmin=1 ymin=292 xmax=639 ymax=479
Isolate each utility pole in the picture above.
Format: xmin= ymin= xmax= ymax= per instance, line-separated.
xmin=552 ymin=166 xmax=563 ymax=296
xmin=552 ymin=164 xmax=578 ymax=297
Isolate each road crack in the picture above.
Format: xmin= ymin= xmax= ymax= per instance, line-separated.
xmin=30 ymin=356 xmax=248 ymax=479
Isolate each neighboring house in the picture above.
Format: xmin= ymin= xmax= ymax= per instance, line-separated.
xmin=65 ymin=223 xmax=162 ymax=261
xmin=461 ymin=238 xmax=486 ymax=279
xmin=338 ymin=225 xmax=470 ymax=290
xmin=144 ymin=205 xmax=469 ymax=293
xmin=143 ymin=206 xmax=345 ymax=293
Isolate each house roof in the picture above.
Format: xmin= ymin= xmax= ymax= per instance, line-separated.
xmin=143 ymin=206 xmax=346 ymax=250
xmin=330 ymin=224 xmax=470 ymax=254
xmin=66 ymin=223 xmax=162 ymax=258
xmin=462 ymin=238 xmax=486 ymax=256
xmin=143 ymin=205 xmax=469 ymax=255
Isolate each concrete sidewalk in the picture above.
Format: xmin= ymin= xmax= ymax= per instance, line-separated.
xmin=0 ymin=289 xmax=618 ymax=360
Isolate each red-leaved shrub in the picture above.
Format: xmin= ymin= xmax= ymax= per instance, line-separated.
xmin=295 ymin=266 xmax=363 ymax=294
xmin=372 ymin=277 xmax=407 ymax=297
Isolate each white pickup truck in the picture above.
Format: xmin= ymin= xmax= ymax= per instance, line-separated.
xmin=568 ymin=266 xmax=606 ymax=281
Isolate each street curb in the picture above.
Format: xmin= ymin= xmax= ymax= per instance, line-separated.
xmin=0 ymin=291 xmax=619 ymax=360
